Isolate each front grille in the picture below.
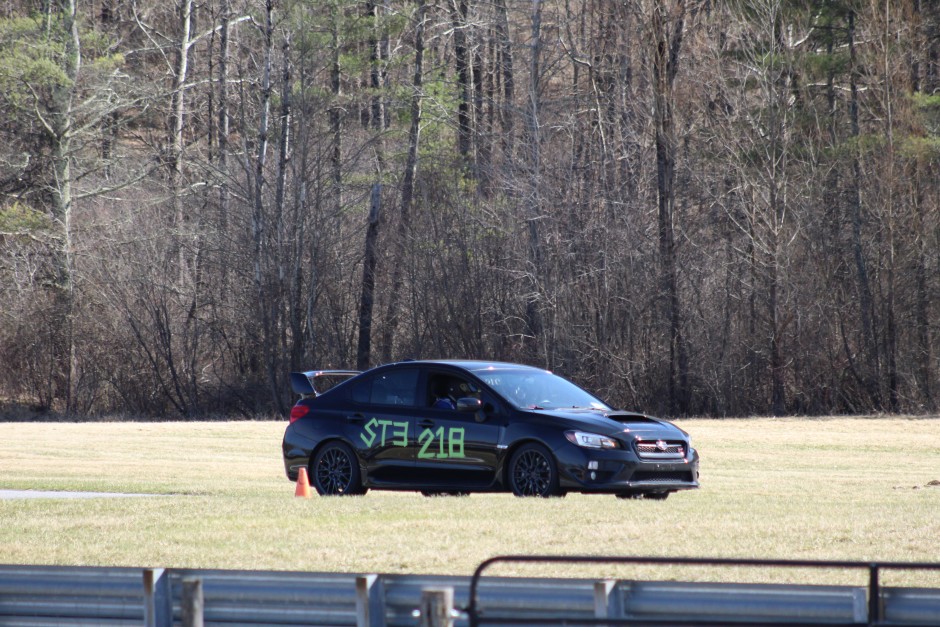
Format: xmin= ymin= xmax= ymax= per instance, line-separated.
xmin=632 ymin=471 xmax=694 ymax=484
xmin=635 ymin=440 xmax=686 ymax=459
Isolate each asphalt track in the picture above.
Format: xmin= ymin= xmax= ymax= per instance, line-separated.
xmin=0 ymin=490 xmax=155 ymax=499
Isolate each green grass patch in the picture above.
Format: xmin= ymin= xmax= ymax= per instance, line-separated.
xmin=0 ymin=418 xmax=938 ymax=586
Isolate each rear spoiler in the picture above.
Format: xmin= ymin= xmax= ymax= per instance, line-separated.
xmin=290 ymin=370 xmax=360 ymax=397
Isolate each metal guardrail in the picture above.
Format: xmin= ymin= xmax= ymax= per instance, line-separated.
xmin=0 ymin=564 xmax=145 ymax=625
xmin=1 ymin=557 xmax=939 ymax=626
xmin=467 ymin=556 xmax=940 ymax=627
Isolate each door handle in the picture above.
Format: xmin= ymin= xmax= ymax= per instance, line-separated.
xmin=418 ymin=420 xmax=434 ymax=429
xmin=346 ymin=414 xmax=365 ymax=423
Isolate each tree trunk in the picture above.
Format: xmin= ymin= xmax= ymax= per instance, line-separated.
xmin=48 ymin=0 xmax=82 ymax=413
xmin=651 ymin=0 xmax=689 ymax=415
xmin=494 ymin=0 xmax=514 ymax=162
xmin=879 ymin=3 xmax=899 ymax=412
xmin=451 ymin=0 xmax=471 ymax=167
xmin=357 ymin=184 xmax=382 ymax=370
xmin=381 ymin=0 xmax=427 ymax=363
xmin=171 ymin=0 xmax=193 ymax=277
xmin=368 ymin=0 xmax=389 ymax=139
xmin=522 ymin=0 xmax=545 ymax=362
xmin=275 ymin=37 xmax=296 ymax=372
xmin=252 ymin=0 xmax=281 ymax=413
xmin=216 ymin=0 xmax=231 ymax=293
xmin=910 ymin=1 xmax=934 ymax=409
xmin=330 ymin=4 xmax=343 ymax=218
xmin=356 ymin=0 xmax=389 ymax=369
xmin=768 ymin=186 xmax=785 ymax=416
xmin=847 ymin=9 xmax=880 ymax=409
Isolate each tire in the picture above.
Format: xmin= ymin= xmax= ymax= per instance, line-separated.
xmin=508 ymin=443 xmax=561 ymax=497
xmin=311 ymin=442 xmax=365 ymax=496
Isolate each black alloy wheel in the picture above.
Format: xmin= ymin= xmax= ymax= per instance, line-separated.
xmin=508 ymin=443 xmax=561 ymax=497
xmin=312 ymin=442 xmax=364 ymax=496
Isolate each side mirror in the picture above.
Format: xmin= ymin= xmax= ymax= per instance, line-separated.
xmin=456 ymin=397 xmax=483 ymax=412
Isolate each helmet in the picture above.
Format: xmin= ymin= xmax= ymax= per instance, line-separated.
xmin=456 ymin=381 xmax=479 ymax=398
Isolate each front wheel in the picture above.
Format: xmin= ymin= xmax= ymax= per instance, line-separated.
xmin=508 ymin=443 xmax=561 ymax=497
xmin=311 ymin=442 xmax=365 ymax=496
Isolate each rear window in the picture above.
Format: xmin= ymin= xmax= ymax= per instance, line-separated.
xmin=351 ymin=369 xmax=419 ymax=406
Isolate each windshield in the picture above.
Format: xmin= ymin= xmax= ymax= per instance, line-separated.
xmin=476 ymin=369 xmax=610 ymax=411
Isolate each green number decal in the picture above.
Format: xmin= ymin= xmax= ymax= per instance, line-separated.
xmin=370 ymin=422 xmax=466 ymax=458
xmin=448 ymin=427 xmax=465 ymax=458
xmin=435 ymin=426 xmax=447 ymax=458
xmin=418 ymin=428 xmax=435 ymax=459
xmin=362 ymin=418 xmax=408 ymax=448
xmin=417 ymin=426 xmax=465 ymax=459
xmin=391 ymin=421 xmax=408 ymax=447
xmin=360 ymin=418 xmax=378 ymax=447
xmin=376 ymin=419 xmax=392 ymax=445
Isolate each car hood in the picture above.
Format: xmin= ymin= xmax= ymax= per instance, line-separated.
xmin=539 ymin=409 xmax=688 ymax=439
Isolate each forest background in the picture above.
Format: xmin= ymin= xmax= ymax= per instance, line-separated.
xmin=0 ymin=0 xmax=937 ymax=420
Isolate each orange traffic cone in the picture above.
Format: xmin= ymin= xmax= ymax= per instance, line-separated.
xmin=295 ymin=467 xmax=312 ymax=498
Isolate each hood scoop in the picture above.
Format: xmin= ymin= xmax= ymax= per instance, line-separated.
xmin=606 ymin=412 xmax=659 ymax=424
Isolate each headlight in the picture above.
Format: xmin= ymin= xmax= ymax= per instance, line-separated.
xmin=565 ymin=431 xmax=619 ymax=449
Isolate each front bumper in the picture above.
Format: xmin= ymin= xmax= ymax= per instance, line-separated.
xmin=555 ymin=444 xmax=700 ymax=494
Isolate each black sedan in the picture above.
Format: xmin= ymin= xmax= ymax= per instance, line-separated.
xmin=282 ymin=360 xmax=699 ymax=499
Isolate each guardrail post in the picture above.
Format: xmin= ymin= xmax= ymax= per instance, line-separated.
xmin=869 ymin=563 xmax=882 ymax=623
xmin=143 ymin=568 xmax=172 ymax=627
xmin=181 ymin=577 xmax=204 ymax=627
xmin=418 ymin=587 xmax=454 ymax=627
xmin=357 ymin=574 xmax=387 ymax=627
xmin=594 ymin=579 xmax=622 ymax=621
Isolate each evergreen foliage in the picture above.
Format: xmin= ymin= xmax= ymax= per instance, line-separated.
xmin=0 ymin=0 xmax=938 ymax=418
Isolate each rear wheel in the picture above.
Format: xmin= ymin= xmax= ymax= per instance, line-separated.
xmin=508 ymin=443 xmax=561 ymax=497
xmin=311 ymin=442 xmax=365 ymax=496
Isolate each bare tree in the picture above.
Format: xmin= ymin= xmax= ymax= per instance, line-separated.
xmin=380 ymin=0 xmax=428 ymax=363
xmin=647 ymin=0 xmax=692 ymax=414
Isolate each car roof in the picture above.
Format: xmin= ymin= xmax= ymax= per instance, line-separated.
xmin=392 ymin=360 xmax=547 ymax=373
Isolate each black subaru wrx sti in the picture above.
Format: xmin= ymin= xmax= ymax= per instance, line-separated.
xmin=282 ymin=360 xmax=699 ymax=499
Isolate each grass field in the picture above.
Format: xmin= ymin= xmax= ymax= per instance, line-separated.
xmin=0 ymin=417 xmax=938 ymax=586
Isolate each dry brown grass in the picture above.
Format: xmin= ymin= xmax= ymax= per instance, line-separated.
xmin=0 ymin=417 xmax=938 ymax=586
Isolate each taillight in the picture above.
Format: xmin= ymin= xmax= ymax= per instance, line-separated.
xmin=289 ymin=404 xmax=310 ymax=423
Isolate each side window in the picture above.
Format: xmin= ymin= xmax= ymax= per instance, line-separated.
xmin=351 ymin=378 xmax=371 ymax=404
xmin=427 ymin=374 xmax=453 ymax=407
xmin=427 ymin=374 xmax=495 ymax=413
xmin=351 ymin=369 xmax=419 ymax=406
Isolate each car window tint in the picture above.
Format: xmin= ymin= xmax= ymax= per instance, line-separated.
xmin=427 ymin=374 xmax=472 ymax=407
xmin=351 ymin=379 xmax=371 ymax=404
xmin=352 ymin=369 xmax=419 ymax=406
xmin=478 ymin=369 xmax=609 ymax=410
